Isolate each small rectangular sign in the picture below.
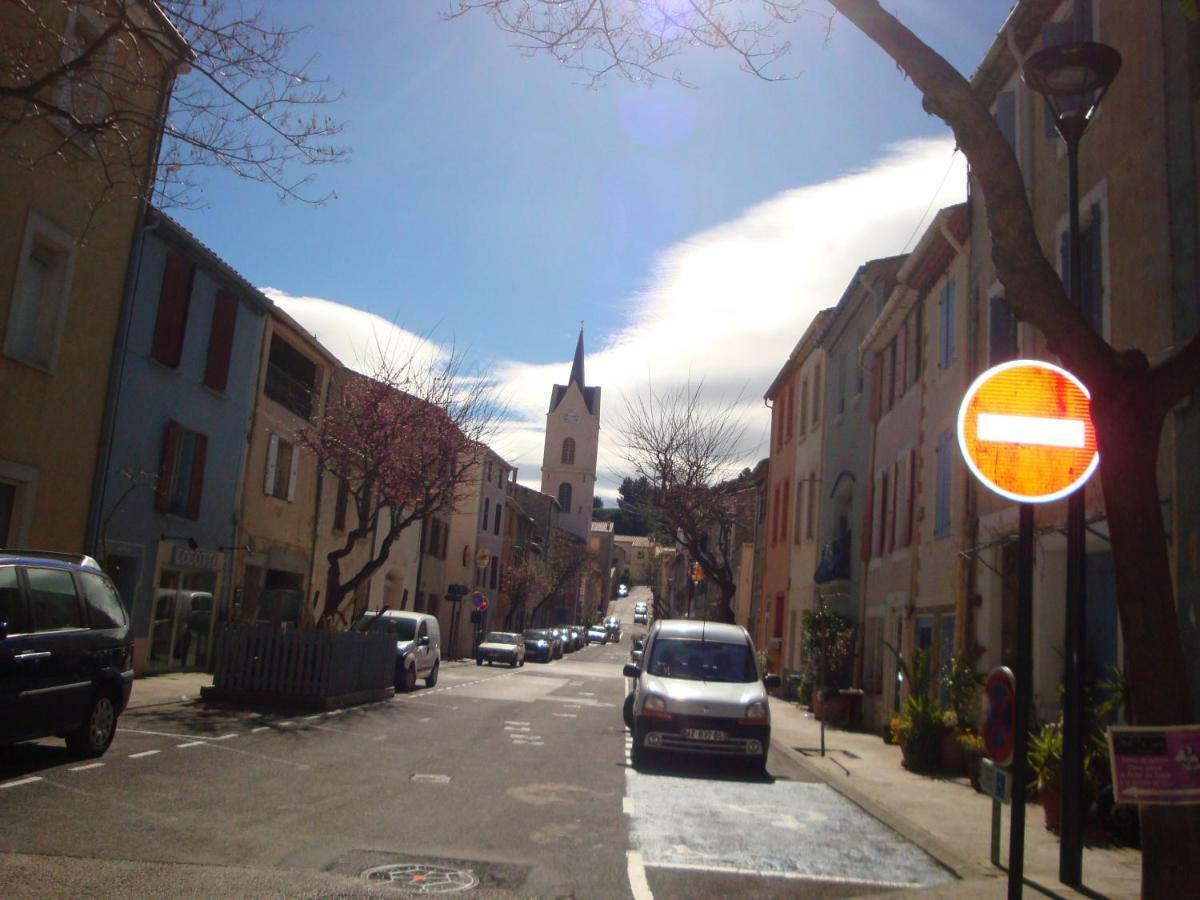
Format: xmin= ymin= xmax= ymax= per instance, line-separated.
xmin=1108 ymin=725 xmax=1200 ymax=805
xmin=980 ymin=757 xmax=1011 ymax=803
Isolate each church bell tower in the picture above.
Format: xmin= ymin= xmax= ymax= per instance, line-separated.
xmin=540 ymin=328 xmax=600 ymax=541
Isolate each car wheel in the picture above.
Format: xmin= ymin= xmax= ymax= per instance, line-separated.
xmin=519 ymin=658 xmax=525 ymax=667
xmin=66 ymin=690 xmax=118 ymax=758
xmin=510 ymin=657 xmax=518 ymax=668
xmin=622 ymin=693 xmax=635 ymax=731
xmin=630 ymin=722 xmax=651 ymax=770
xmin=476 ymin=657 xmax=483 ymax=666
xmin=425 ymin=661 xmax=439 ymax=688
xmin=399 ymin=664 xmax=417 ymax=692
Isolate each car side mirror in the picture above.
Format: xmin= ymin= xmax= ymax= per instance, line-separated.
xmin=623 ymin=663 xmax=640 ymax=678
xmin=419 ymin=635 xmax=430 ymax=647
xmin=763 ymin=673 xmax=782 ymax=689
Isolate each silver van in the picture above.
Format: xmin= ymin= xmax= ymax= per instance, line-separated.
xmin=624 ymin=619 xmax=780 ymax=772
xmin=354 ymin=610 xmax=441 ymax=692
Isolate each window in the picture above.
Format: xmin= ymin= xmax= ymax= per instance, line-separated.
xmin=806 ymin=473 xmax=817 ymax=540
xmin=895 ymin=326 xmax=907 ymax=398
xmin=558 ymin=482 xmax=573 ymax=514
xmin=150 ymin=251 xmax=195 ymax=368
xmin=907 ymin=305 xmax=922 ymax=386
xmin=264 ymin=433 xmax=298 ymax=503
xmin=203 ymin=289 xmax=239 ymax=392
xmin=887 ymin=461 xmax=899 ymax=555
xmin=794 ymin=481 xmax=804 ymax=545
xmin=26 ymin=567 xmax=84 ymax=632
xmin=876 ymin=469 xmax=889 ymax=558
xmin=869 ymin=353 xmax=883 ymax=423
xmin=860 ymin=479 xmax=874 ymax=562
xmin=837 ymin=354 xmax=846 ymax=415
xmin=561 ymin=437 xmax=576 ymax=465
xmin=157 ymin=421 xmax=207 ymax=519
xmin=903 ymin=451 xmax=916 ymax=547
xmin=799 ymin=379 xmax=809 ymax=436
xmin=264 ymin=333 xmax=317 ymax=419
xmin=811 ymin=363 xmax=821 ymax=426
xmin=489 ymin=556 xmax=499 ymax=590
xmin=494 ymin=503 xmax=502 ymax=536
xmin=58 ymin=7 xmax=114 ymax=130
xmin=935 ymin=430 xmax=952 ymax=539
xmin=938 ymin=278 xmax=956 ymax=370
xmin=771 ymin=484 xmax=780 ymax=544
xmin=481 ymin=497 xmax=490 ymax=531
xmin=0 ymin=567 xmax=28 ymax=634
xmin=773 ymin=594 xmax=785 ymax=640
xmin=79 ymin=571 xmax=127 ymax=629
xmin=988 ymin=295 xmax=1019 ymax=366
xmin=785 ymin=384 xmax=795 ymax=441
xmin=780 ymin=480 xmax=790 ymax=544
xmin=882 ymin=341 xmax=895 ymax=412
xmin=0 ymin=483 xmax=14 ymax=547
xmin=333 ymin=476 xmax=349 ymax=532
xmin=5 ymin=212 xmax=77 ymax=372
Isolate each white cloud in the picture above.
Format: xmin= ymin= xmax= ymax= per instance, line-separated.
xmin=266 ymin=136 xmax=965 ymax=503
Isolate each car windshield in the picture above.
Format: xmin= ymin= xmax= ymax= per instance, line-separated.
xmin=354 ymin=614 xmax=417 ymax=641
xmin=524 ymin=630 xmax=548 ymax=640
xmin=646 ymin=638 xmax=758 ymax=683
xmin=486 ymin=632 xmax=518 ymax=644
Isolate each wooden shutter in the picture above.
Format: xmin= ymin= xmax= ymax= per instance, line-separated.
xmin=150 ymin=251 xmax=194 ymax=367
xmin=286 ymin=443 xmax=299 ymax=502
xmin=861 ymin=479 xmax=874 ymax=561
xmin=781 ymin=480 xmax=790 ymax=544
xmin=185 ymin=433 xmax=207 ymax=520
xmin=887 ymin=463 xmax=898 ymax=554
xmin=264 ymin=433 xmax=279 ymax=495
xmin=203 ymin=290 xmax=238 ymax=392
xmin=877 ymin=471 xmax=888 ymax=558
xmin=905 ymin=451 xmax=916 ymax=547
xmin=869 ymin=354 xmax=882 ymax=423
xmin=156 ymin=421 xmax=181 ymax=512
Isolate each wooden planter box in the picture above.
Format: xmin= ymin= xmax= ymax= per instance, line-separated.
xmin=201 ymin=623 xmax=396 ymax=710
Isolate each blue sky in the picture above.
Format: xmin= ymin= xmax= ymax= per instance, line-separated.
xmin=171 ymin=1 xmax=1018 ymax=499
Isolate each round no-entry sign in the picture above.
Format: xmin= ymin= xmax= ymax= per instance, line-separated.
xmin=957 ymin=359 xmax=1098 ymax=504
xmin=983 ymin=666 xmax=1017 ymax=767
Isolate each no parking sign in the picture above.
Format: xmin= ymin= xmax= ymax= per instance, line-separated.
xmin=982 ymin=666 xmax=1017 ymax=768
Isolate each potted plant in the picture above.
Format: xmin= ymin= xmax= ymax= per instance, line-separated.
xmin=888 ymin=647 xmax=946 ymax=772
xmin=1028 ymin=722 xmax=1063 ymax=831
xmin=940 ymin=648 xmax=984 ymax=773
xmin=958 ymin=730 xmax=986 ymax=790
xmin=801 ymin=606 xmax=855 ymax=724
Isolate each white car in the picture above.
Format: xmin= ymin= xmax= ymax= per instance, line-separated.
xmin=353 ymin=610 xmax=441 ymax=692
xmin=624 ymin=620 xmax=780 ymax=773
xmin=477 ymin=631 xmax=525 ymax=667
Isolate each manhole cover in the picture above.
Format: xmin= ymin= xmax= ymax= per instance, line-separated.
xmin=361 ymin=862 xmax=478 ymax=894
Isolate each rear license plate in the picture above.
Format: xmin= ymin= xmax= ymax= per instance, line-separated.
xmin=684 ymin=728 xmax=726 ymax=741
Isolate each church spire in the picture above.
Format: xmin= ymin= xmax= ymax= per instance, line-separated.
xmin=569 ymin=325 xmax=585 ymax=387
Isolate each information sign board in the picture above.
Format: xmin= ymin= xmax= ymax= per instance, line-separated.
xmin=1108 ymin=725 xmax=1200 ymax=805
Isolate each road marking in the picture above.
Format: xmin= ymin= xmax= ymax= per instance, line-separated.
xmin=303 ymin=714 xmax=322 ymax=720
xmin=578 ymin=692 xmax=595 ymax=697
xmin=626 ymin=850 xmax=654 ymax=900
xmin=252 ymin=726 xmax=270 ymax=733
xmin=1 ymin=777 xmax=43 ymax=789
xmin=505 ymin=725 xmax=530 ymax=732
xmin=278 ymin=721 xmax=293 ymax=727
xmin=411 ymin=773 xmax=451 ymax=784
xmin=117 ymin=728 xmax=309 ymax=770
xmin=177 ymin=741 xmax=205 ymax=749
xmin=418 ymin=717 xmax=431 ymax=723
xmin=553 ymin=713 xmax=577 ymax=718
xmin=68 ymin=763 xmax=104 ymax=773
xmin=129 ymin=750 xmax=160 ymax=759
xmin=505 ymin=720 xmax=530 ymax=726
xmin=211 ymin=733 xmax=238 ymax=741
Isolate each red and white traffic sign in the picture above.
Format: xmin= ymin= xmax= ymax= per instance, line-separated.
xmin=957 ymin=359 xmax=1098 ymax=504
xmin=471 ymin=591 xmax=489 ymax=612
xmin=983 ymin=666 xmax=1017 ymax=768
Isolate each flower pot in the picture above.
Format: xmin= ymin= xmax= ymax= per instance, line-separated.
xmin=940 ymin=731 xmax=966 ymax=774
xmin=1041 ymin=784 xmax=1062 ymax=832
xmin=964 ymin=749 xmax=983 ymax=791
xmin=902 ymin=730 xmax=942 ymax=773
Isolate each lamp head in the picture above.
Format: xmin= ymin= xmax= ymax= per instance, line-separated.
xmin=1022 ymin=41 xmax=1121 ymax=143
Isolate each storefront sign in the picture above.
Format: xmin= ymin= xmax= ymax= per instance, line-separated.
xmin=172 ymin=545 xmax=219 ymax=570
xmin=1108 ymin=725 xmax=1200 ymax=805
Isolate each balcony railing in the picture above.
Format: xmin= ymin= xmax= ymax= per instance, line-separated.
xmin=265 ymin=363 xmax=314 ymax=419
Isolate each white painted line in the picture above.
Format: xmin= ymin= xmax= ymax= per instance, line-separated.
xmin=69 ymin=763 xmax=104 ymax=772
xmin=626 ymin=850 xmax=654 ymax=900
xmin=177 ymin=741 xmax=205 ymax=749
xmin=210 ymin=733 xmax=238 ymax=741
xmin=643 ymin=861 xmax=925 ymax=889
xmin=623 ymin=796 xmax=635 ymax=815
xmin=418 ymin=717 xmax=431 ymax=723
xmin=531 ymin=741 xmax=544 ymax=746
xmin=303 ymin=714 xmax=322 ymax=720
xmin=578 ymin=692 xmax=596 ymax=697
xmin=2 ymin=776 xmax=44 ymax=789
xmin=129 ymin=750 xmax=160 ymax=759
xmin=504 ymin=720 xmax=530 ymax=726
xmin=504 ymin=725 xmax=530 ymax=732
xmin=411 ymin=773 xmax=451 ymax=784
xmin=977 ymin=412 xmax=1085 ymax=448
xmin=252 ymin=726 xmax=269 ymax=733
xmin=553 ymin=713 xmax=577 ymax=718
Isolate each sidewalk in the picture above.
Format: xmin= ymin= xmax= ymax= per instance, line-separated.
xmin=768 ymin=698 xmax=1141 ymax=898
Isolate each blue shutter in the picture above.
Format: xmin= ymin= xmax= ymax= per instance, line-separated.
xmin=1081 ymin=205 xmax=1104 ymax=333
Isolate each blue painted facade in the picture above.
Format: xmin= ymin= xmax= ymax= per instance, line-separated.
xmin=90 ymin=211 xmax=271 ymax=673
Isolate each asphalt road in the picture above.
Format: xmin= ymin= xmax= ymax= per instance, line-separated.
xmin=0 ymin=587 xmax=952 ymax=898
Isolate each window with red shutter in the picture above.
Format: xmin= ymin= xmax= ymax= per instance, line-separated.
xmin=861 ymin=479 xmax=874 ymax=561
xmin=887 ymin=461 xmax=899 ymax=554
xmin=151 ymin=251 xmax=194 ymax=367
xmin=780 ymin=480 xmax=789 ymax=544
xmin=878 ymin=470 xmax=889 ymax=558
xmin=905 ymin=451 xmax=916 ymax=546
xmin=185 ymin=433 xmax=207 ymax=520
xmin=203 ymin=289 xmax=238 ymax=391
xmin=869 ymin=355 xmax=882 ymax=423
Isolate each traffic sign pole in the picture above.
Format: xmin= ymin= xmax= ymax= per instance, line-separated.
xmin=1008 ymin=503 xmax=1034 ymax=900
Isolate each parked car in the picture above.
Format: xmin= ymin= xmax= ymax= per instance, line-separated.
xmin=623 ymin=619 xmax=780 ymax=773
xmin=477 ymin=631 xmax=525 ymax=667
xmin=353 ymin=610 xmax=440 ymax=691
xmin=617 ymin=584 xmax=629 ymax=597
xmin=0 ymin=551 xmax=133 ymax=757
xmin=604 ymin=616 xmax=622 ymax=643
xmin=567 ymin=626 xmax=585 ymax=651
xmin=524 ymin=629 xmax=555 ymax=662
xmin=587 ymin=625 xmax=609 ymax=645
xmin=633 ymin=611 xmax=648 ymax=625
xmin=548 ymin=628 xmax=565 ymax=658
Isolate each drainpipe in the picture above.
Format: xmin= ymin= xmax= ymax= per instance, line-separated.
xmin=85 ymin=66 xmax=176 ymax=558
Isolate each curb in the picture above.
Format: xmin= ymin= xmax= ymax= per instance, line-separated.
xmin=769 ymin=733 xmax=995 ymax=883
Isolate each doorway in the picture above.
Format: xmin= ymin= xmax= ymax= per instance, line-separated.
xmin=149 ymin=568 xmax=218 ymax=671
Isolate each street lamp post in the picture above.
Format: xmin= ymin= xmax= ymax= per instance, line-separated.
xmin=1023 ymin=39 xmax=1121 ymax=889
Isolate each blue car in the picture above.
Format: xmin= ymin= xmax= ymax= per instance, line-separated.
xmin=523 ymin=628 xmax=555 ymax=663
